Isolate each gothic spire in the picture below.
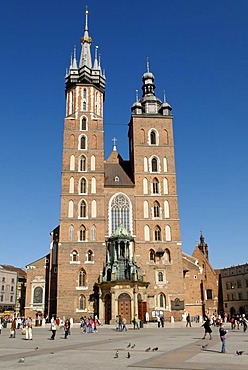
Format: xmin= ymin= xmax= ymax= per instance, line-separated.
xmin=79 ymin=7 xmax=92 ymax=68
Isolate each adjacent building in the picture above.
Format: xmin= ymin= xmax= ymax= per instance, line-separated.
xmin=219 ymin=263 xmax=248 ymax=316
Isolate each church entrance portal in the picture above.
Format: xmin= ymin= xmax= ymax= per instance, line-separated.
xmin=118 ymin=293 xmax=131 ymax=323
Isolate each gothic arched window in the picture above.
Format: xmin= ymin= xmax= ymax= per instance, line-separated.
xmin=79 ymin=200 xmax=87 ymax=218
xmin=79 ymin=178 xmax=87 ymax=194
xmin=150 ymin=130 xmax=157 ymax=144
xmin=79 ymin=269 xmax=86 ymax=287
xmin=110 ymin=194 xmax=131 ymax=234
xmin=154 ymin=225 xmax=161 ymax=241
xmin=81 ymin=117 xmax=87 ymax=131
xmin=151 ymin=157 xmax=158 ymax=172
xmin=79 ymin=225 xmax=86 ymax=241
xmin=149 ymin=249 xmax=155 ymax=262
xmin=79 ymin=155 xmax=86 ymax=172
xmin=152 ymin=178 xmax=159 ymax=194
xmin=153 ymin=201 xmax=160 ymax=218
xmin=79 ymin=295 xmax=86 ymax=310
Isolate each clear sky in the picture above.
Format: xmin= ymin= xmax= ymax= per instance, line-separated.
xmin=0 ymin=0 xmax=247 ymax=269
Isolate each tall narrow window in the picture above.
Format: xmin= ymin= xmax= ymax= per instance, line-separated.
xmin=70 ymin=155 xmax=75 ymax=171
xmin=81 ymin=117 xmax=87 ymax=130
xmin=68 ymin=200 xmax=74 ymax=218
xmin=159 ymin=293 xmax=166 ymax=307
xmin=71 ymin=250 xmax=78 ymax=262
xmin=79 ymin=269 xmax=86 ymax=287
xmin=83 ymin=88 xmax=87 ymax=99
xmin=91 ymin=200 xmax=96 ymax=217
xmin=79 ymin=295 xmax=86 ymax=310
xmin=144 ymin=157 xmax=148 ymax=172
xmin=79 ymin=155 xmax=86 ymax=172
xmin=144 ymin=225 xmax=150 ymax=241
xmin=79 ymin=225 xmax=86 ymax=241
xmin=79 ymin=200 xmax=87 ymax=218
xmin=91 ymin=177 xmax=96 ymax=193
xmin=91 ymin=225 xmax=96 ymax=241
xmin=80 ymin=135 xmax=86 ymax=150
xmin=79 ymin=178 xmax=87 ymax=194
xmin=87 ymin=250 xmax=93 ymax=262
xmin=69 ymin=225 xmax=74 ymax=241
xmin=83 ymin=101 xmax=86 ymax=111
xmin=164 ymin=200 xmax=169 ymax=218
xmin=69 ymin=177 xmax=74 ymax=193
xmin=154 ymin=226 xmax=161 ymax=241
xmin=91 ymin=155 xmax=95 ymax=171
xmin=144 ymin=200 xmax=149 ymax=218
xmin=151 ymin=157 xmax=158 ymax=172
xmin=149 ymin=249 xmax=155 ymax=262
xmin=110 ymin=194 xmax=131 ymax=234
xmin=153 ymin=201 xmax=160 ymax=218
xmin=143 ymin=178 xmax=148 ymax=194
xmin=165 ymin=225 xmax=171 ymax=241
xmin=152 ymin=178 xmax=159 ymax=194
xmin=163 ymin=157 xmax=168 ymax=172
xmin=158 ymin=272 xmax=164 ymax=282
xmin=150 ymin=130 xmax=157 ymax=144
xmin=163 ymin=178 xmax=168 ymax=194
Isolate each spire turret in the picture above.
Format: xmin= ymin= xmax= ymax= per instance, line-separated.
xmin=79 ymin=7 xmax=92 ymax=68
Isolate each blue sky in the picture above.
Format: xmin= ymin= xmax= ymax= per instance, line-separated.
xmin=0 ymin=0 xmax=247 ymax=269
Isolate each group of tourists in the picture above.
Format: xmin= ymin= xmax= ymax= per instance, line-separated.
xmin=80 ymin=315 xmax=102 ymax=333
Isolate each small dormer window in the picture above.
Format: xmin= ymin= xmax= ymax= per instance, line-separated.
xmin=114 ymin=176 xmax=119 ymax=182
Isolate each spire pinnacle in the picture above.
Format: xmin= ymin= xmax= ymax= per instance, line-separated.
xmin=146 ymin=57 xmax=150 ymax=72
xmin=135 ymin=89 xmax=139 ymax=102
xmin=112 ymin=137 xmax=117 ymax=151
xmin=163 ymin=89 xmax=166 ymax=102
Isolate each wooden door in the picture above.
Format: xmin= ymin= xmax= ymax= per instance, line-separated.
xmin=118 ymin=293 xmax=131 ymax=323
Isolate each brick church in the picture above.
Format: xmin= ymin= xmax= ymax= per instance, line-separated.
xmin=25 ymin=9 xmax=218 ymax=324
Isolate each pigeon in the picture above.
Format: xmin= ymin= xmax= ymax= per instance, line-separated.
xmin=152 ymin=347 xmax=158 ymax=351
xmin=131 ymin=344 xmax=135 ymax=348
xmin=18 ymin=358 xmax=25 ymax=363
xmin=50 ymin=352 xmax=54 ymax=354
xmin=236 ymin=351 xmax=244 ymax=356
xmin=202 ymin=343 xmax=209 ymax=349
xmin=114 ymin=351 xmax=119 ymax=358
xmin=127 ymin=343 xmax=131 ymax=348
xmin=127 ymin=352 xmax=131 ymax=358
xmin=35 ymin=347 xmax=39 ymax=350
xmin=145 ymin=347 xmax=151 ymax=352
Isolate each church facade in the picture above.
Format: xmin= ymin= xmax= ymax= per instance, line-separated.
xmin=25 ymin=9 xmax=187 ymax=323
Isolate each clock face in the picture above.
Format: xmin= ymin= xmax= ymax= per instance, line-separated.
xmin=33 ymin=287 xmax=43 ymax=303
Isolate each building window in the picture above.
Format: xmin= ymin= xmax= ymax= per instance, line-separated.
xmin=11 ymin=278 xmax=15 ymax=284
xmin=164 ymin=248 xmax=171 ymax=262
xmin=79 ymin=135 xmax=86 ymax=150
xmin=154 ymin=226 xmax=161 ymax=241
xmin=0 ymin=295 xmax=3 ymax=302
xmin=79 ymin=178 xmax=87 ymax=194
xmin=71 ymin=250 xmax=78 ymax=262
xmin=158 ymin=272 xmax=164 ymax=282
xmin=1 ymin=285 xmax=4 ymax=291
xmin=11 ymin=286 xmax=14 ymax=292
xmin=10 ymin=295 xmax=13 ymax=302
xmin=149 ymin=249 xmax=155 ymax=262
xmin=83 ymin=88 xmax=87 ymax=99
xmin=110 ymin=193 xmax=131 ymax=234
xmin=79 ymin=269 xmax=86 ymax=287
xmin=165 ymin=225 xmax=171 ymax=241
xmin=79 ymin=225 xmax=86 ymax=241
xmin=153 ymin=201 xmax=160 ymax=217
xmin=81 ymin=117 xmax=87 ymax=131
xmin=79 ymin=155 xmax=87 ymax=172
xmin=151 ymin=157 xmax=158 ymax=172
xmin=87 ymin=250 xmax=93 ymax=262
xmin=206 ymin=289 xmax=213 ymax=300
xmin=144 ymin=225 xmax=150 ymax=241
xmin=238 ymin=293 xmax=243 ymax=300
xmin=150 ymin=130 xmax=157 ymax=145
xmin=83 ymin=101 xmax=86 ymax=111
xmin=33 ymin=287 xmax=43 ymax=304
xmin=69 ymin=225 xmax=74 ymax=241
xmin=79 ymin=200 xmax=87 ymax=218
xmin=237 ymin=280 xmax=242 ymax=288
xmin=2 ymin=277 xmax=5 ymax=283
xmin=79 ymin=295 xmax=86 ymax=310
xmin=152 ymin=178 xmax=159 ymax=194
xmin=159 ymin=293 xmax=166 ymax=308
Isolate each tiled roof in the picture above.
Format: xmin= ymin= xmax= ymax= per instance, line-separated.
xmin=0 ymin=265 xmax=27 ymax=277
xmin=105 ymin=150 xmax=134 ymax=187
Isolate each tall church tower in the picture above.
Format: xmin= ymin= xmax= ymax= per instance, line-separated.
xmin=55 ymin=9 xmax=185 ymax=322
xmin=128 ymin=60 xmax=184 ymax=317
xmin=57 ymin=9 xmax=107 ymax=318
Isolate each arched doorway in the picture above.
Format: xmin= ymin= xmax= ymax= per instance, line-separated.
xmin=105 ymin=294 xmax=111 ymax=324
xmin=118 ymin=293 xmax=131 ymax=323
xmin=138 ymin=293 xmax=147 ymax=321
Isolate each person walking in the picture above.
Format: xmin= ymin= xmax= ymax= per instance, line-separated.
xmin=64 ymin=319 xmax=70 ymax=339
xmin=219 ymin=323 xmax=228 ymax=353
xmin=10 ymin=318 xmax=17 ymax=338
xmin=50 ymin=320 xmax=57 ymax=340
xmin=25 ymin=317 xmax=33 ymax=340
xmin=186 ymin=314 xmax=191 ymax=327
xmin=122 ymin=317 xmax=127 ymax=331
xmin=202 ymin=316 xmax=212 ymax=340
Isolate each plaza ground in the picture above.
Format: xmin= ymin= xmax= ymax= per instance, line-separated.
xmin=0 ymin=322 xmax=248 ymax=369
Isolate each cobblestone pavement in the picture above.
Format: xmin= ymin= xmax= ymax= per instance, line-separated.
xmin=0 ymin=323 xmax=248 ymax=369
